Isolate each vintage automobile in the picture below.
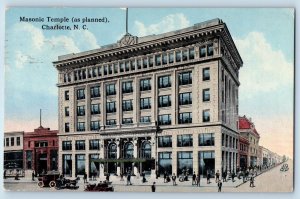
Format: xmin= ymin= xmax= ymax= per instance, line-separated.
xmin=84 ymin=181 xmax=114 ymax=192
xmin=37 ymin=171 xmax=79 ymax=189
xmin=37 ymin=171 xmax=60 ymax=188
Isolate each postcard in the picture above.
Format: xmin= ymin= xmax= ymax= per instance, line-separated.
xmin=3 ymin=7 xmax=294 ymax=192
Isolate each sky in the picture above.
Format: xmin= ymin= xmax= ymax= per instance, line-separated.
xmin=4 ymin=8 xmax=294 ymax=158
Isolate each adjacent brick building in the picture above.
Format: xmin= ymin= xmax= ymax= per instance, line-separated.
xmin=23 ymin=126 xmax=59 ymax=174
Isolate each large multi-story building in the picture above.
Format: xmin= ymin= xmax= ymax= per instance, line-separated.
xmin=23 ymin=126 xmax=58 ymax=174
xmin=53 ymin=18 xmax=243 ymax=178
xmin=238 ymin=135 xmax=249 ymax=169
xmin=239 ymin=116 xmax=260 ymax=167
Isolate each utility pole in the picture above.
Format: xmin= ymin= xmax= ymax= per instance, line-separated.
xmin=39 ymin=109 xmax=42 ymax=127
xmin=126 ymin=8 xmax=128 ymax=34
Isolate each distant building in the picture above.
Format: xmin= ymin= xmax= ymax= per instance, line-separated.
xmin=239 ymin=116 xmax=260 ymax=167
xmin=4 ymin=131 xmax=24 ymax=170
xmin=23 ymin=126 xmax=58 ymax=174
xmin=54 ymin=18 xmax=243 ymax=178
xmin=238 ymin=135 xmax=249 ymax=169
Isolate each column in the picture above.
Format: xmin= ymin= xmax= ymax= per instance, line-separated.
xmin=150 ymin=135 xmax=156 ymax=178
xmin=133 ymin=139 xmax=138 ymax=174
xmin=171 ymin=70 xmax=177 ymax=125
xmin=99 ymin=139 xmax=104 ymax=177
xmin=116 ymin=140 xmax=120 ymax=175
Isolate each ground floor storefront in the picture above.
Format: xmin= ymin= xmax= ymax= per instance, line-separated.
xmin=58 ymin=126 xmax=239 ymax=178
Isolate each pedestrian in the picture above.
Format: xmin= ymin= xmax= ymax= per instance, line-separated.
xmin=215 ymin=170 xmax=220 ymax=183
xmin=224 ymin=170 xmax=228 ymax=182
xmin=192 ymin=172 xmax=196 ymax=185
xmin=163 ymin=171 xmax=167 ymax=183
xmin=196 ymin=174 xmax=200 ymax=187
xmin=250 ymin=175 xmax=255 ymax=187
xmin=120 ymin=172 xmax=124 ymax=181
xmin=83 ymin=172 xmax=87 ymax=183
xmin=127 ymin=170 xmax=132 ymax=185
xmin=106 ymin=172 xmax=110 ymax=182
xmin=32 ymin=170 xmax=35 ymax=181
xmin=231 ymin=171 xmax=235 ymax=182
xmin=206 ymin=169 xmax=211 ymax=184
xmin=171 ymin=173 xmax=177 ymax=186
xmin=151 ymin=182 xmax=156 ymax=192
xmin=142 ymin=170 xmax=146 ymax=183
xmin=217 ymin=180 xmax=222 ymax=192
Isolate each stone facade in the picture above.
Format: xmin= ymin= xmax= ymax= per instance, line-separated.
xmin=4 ymin=131 xmax=24 ymax=169
xmin=54 ymin=18 xmax=243 ymax=178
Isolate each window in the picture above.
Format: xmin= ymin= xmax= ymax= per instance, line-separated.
xmin=62 ymin=141 xmax=72 ymax=150
xmin=222 ymin=134 xmax=225 ymax=146
xmin=92 ymin=67 xmax=97 ymax=77
xmin=90 ymin=86 xmax=100 ymax=98
xmin=65 ymin=107 xmax=69 ymax=117
xmin=130 ymin=60 xmax=136 ymax=70
xmin=91 ymin=121 xmax=100 ymax=131
xmin=203 ymin=89 xmax=210 ymax=102
xmin=177 ymin=152 xmax=193 ymax=175
xmin=11 ymin=137 xmax=14 ymax=146
xmin=199 ymin=133 xmax=215 ymax=146
xmin=123 ymin=142 xmax=134 ymax=159
xmin=122 ymin=81 xmax=133 ymax=93
xmin=137 ymin=59 xmax=142 ymax=69
xmin=200 ymin=46 xmax=206 ymax=58
xmin=122 ymin=118 xmax=133 ymax=124
xmin=106 ymin=119 xmax=116 ymax=126
xmin=207 ymin=44 xmax=214 ymax=56
xmin=17 ymin=137 xmax=20 ymax=146
xmin=203 ymin=110 xmax=210 ymax=122
xmin=176 ymin=51 xmax=181 ymax=62
xmin=76 ymin=140 xmax=85 ymax=150
xmin=140 ymin=97 xmax=151 ymax=109
xmin=5 ymin=138 xmax=9 ymax=147
xmin=158 ymin=114 xmax=171 ymax=125
xmin=179 ymin=92 xmax=192 ymax=105
xmin=143 ymin=58 xmax=148 ymax=68
xmin=106 ymin=101 xmax=116 ymax=113
xmin=169 ymin=52 xmax=174 ymax=63
xmin=179 ymin=112 xmax=192 ymax=124
xmin=91 ymin=104 xmax=100 ymax=115
xmin=179 ymin=71 xmax=192 ymax=85
xmin=106 ymin=84 xmax=116 ymax=96
xmin=158 ymin=152 xmax=172 ymax=175
xmin=203 ymin=68 xmax=210 ymax=81
xmin=120 ymin=62 xmax=125 ymax=72
xmin=158 ymin=95 xmax=171 ymax=107
xmin=158 ymin=75 xmax=171 ymax=88
xmin=140 ymin=79 xmax=151 ymax=91
xmin=122 ymin=100 xmax=133 ymax=111
xmin=65 ymin=123 xmax=70 ymax=132
xmin=65 ymin=90 xmax=69 ymax=100
xmin=104 ymin=65 xmax=108 ymax=75
xmin=77 ymin=122 xmax=85 ymax=131
xmin=114 ymin=63 xmax=118 ymax=73
xmin=77 ymin=89 xmax=85 ymax=100
xmin=162 ymin=54 xmax=168 ymax=65
xmin=125 ymin=62 xmax=130 ymax=71
xmin=140 ymin=116 xmax=151 ymax=123
xmin=77 ymin=105 xmax=85 ymax=116
xmin=158 ymin=136 xmax=172 ymax=147
xmin=189 ymin=48 xmax=195 ymax=59
xmin=149 ymin=56 xmax=154 ymax=67
xmin=98 ymin=66 xmax=102 ymax=76
xmin=141 ymin=142 xmax=151 ymax=159
xmin=108 ymin=143 xmax=117 ymax=159
xmin=177 ymin=134 xmax=193 ymax=147
xmin=35 ymin=141 xmax=48 ymax=147
xmin=76 ymin=154 xmax=85 ymax=175
xmin=182 ymin=50 xmax=188 ymax=61
xmin=89 ymin=140 xmax=99 ymax=150
xmin=155 ymin=54 xmax=161 ymax=66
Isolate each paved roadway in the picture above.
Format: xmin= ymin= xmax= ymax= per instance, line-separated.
xmin=3 ymin=160 xmax=293 ymax=192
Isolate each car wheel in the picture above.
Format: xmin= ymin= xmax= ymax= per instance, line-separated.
xmin=49 ymin=181 xmax=56 ymax=188
xmin=38 ymin=181 xmax=44 ymax=187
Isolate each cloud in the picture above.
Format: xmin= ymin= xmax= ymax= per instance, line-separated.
xmin=70 ymin=30 xmax=100 ymax=51
xmin=134 ymin=13 xmax=190 ymax=37
xmin=235 ymin=32 xmax=293 ymax=99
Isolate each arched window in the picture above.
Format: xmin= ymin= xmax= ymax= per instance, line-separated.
xmin=108 ymin=143 xmax=117 ymax=159
xmin=124 ymin=142 xmax=134 ymax=159
xmin=141 ymin=141 xmax=151 ymax=159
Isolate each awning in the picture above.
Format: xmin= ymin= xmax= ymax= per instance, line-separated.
xmin=92 ymin=158 xmax=153 ymax=163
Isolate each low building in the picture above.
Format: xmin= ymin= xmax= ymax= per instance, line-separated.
xmin=239 ymin=116 xmax=260 ymax=167
xmin=238 ymin=135 xmax=249 ymax=169
xmin=4 ymin=131 xmax=24 ymax=173
xmin=23 ymin=126 xmax=59 ymax=174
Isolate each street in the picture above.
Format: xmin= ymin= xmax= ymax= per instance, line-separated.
xmin=3 ymin=160 xmax=293 ymax=192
